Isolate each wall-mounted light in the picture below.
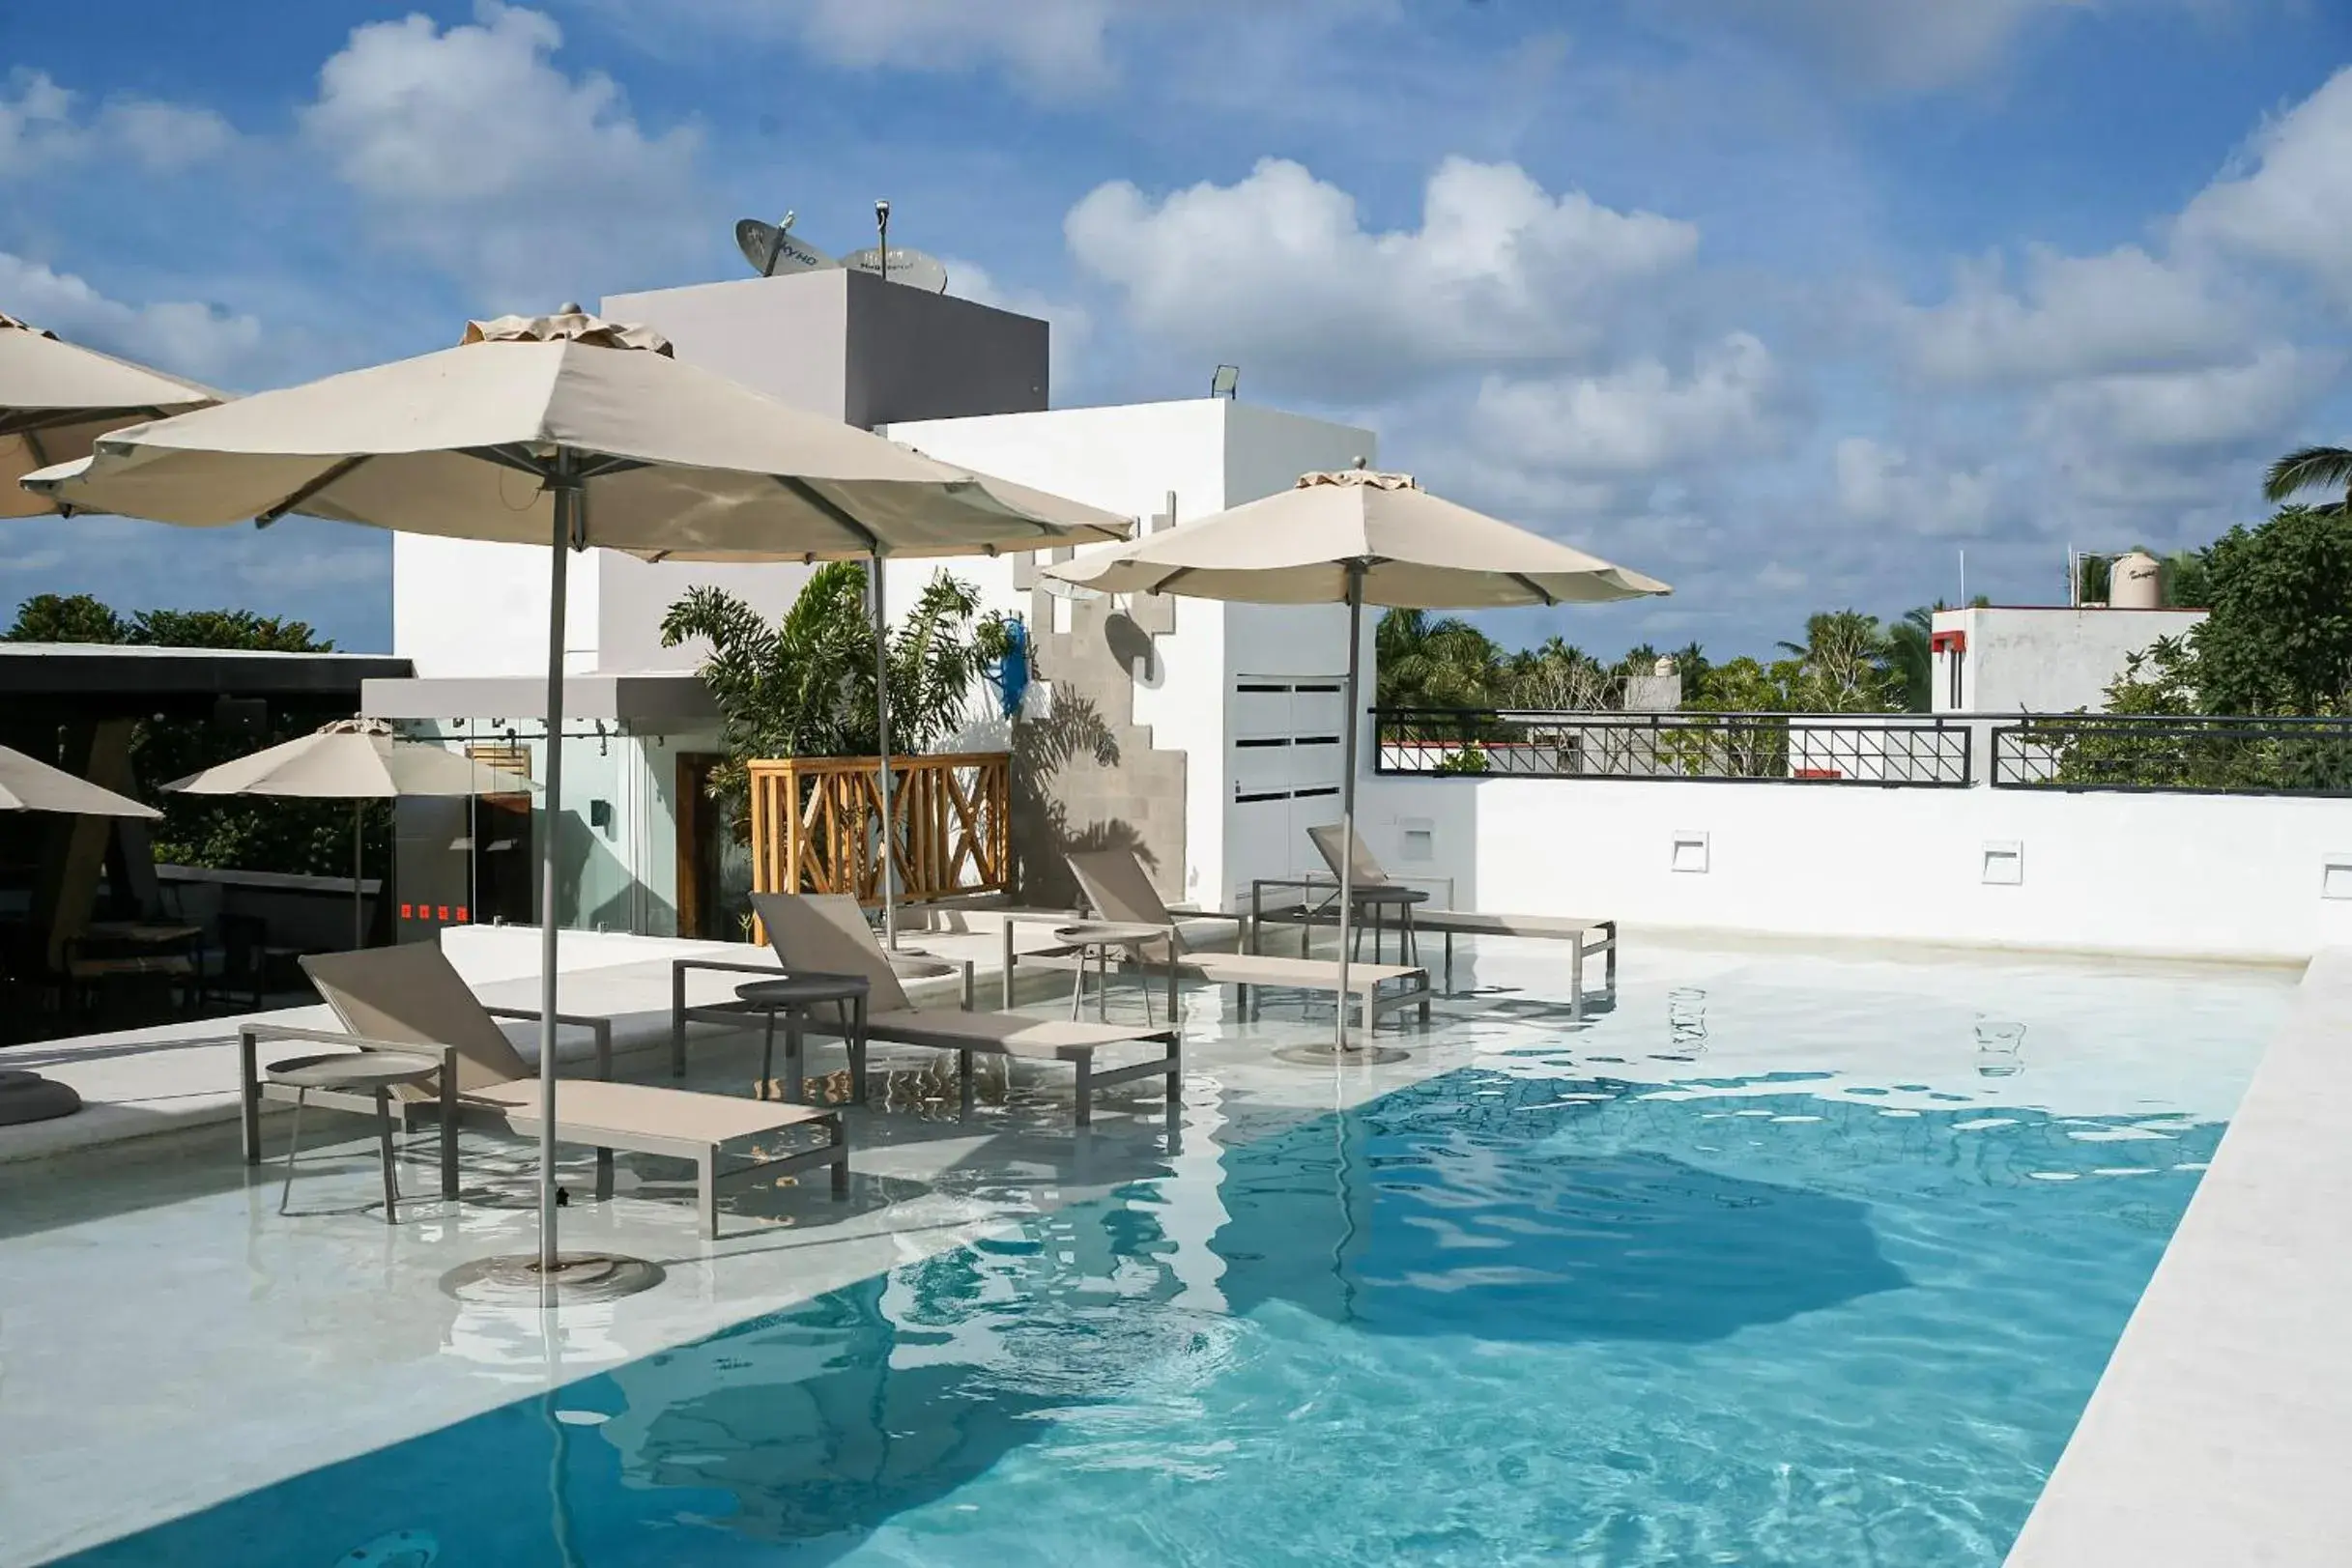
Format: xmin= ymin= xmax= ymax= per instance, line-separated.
xmin=1210 ymin=364 xmax=1240 ymax=399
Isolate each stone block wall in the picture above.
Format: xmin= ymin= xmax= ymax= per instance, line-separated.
xmin=1009 ymin=527 xmax=1190 ymax=910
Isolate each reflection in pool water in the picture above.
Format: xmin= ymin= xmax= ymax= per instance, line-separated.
xmin=61 ymin=1065 xmax=2229 ymax=1567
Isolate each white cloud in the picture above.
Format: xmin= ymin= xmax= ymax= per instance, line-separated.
xmin=0 ymin=251 xmax=261 ymax=385
xmin=1834 ymin=438 xmax=2000 ymax=537
xmin=99 ymin=99 xmax=237 ymax=174
xmin=1905 ymin=244 xmax=2245 ymax=385
xmin=1471 ymin=333 xmax=1789 ymax=477
xmin=1066 ymin=156 xmax=1699 ymax=398
xmin=1666 ymin=0 xmax=2219 ymax=96
xmin=588 ymin=0 xmax=1397 ymax=102
xmin=0 ymin=69 xmax=234 ymax=178
xmin=300 ymin=4 xmax=703 ymax=299
xmin=792 ymin=0 xmax=1118 ymax=92
xmin=2178 ymin=65 xmax=2352 ymax=305
xmin=2031 ymin=344 xmax=2338 ymax=452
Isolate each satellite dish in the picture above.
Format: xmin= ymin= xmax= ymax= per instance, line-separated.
xmin=843 ymin=245 xmax=949 ymax=294
xmin=734 ymin=213 xmax=838 ymax=278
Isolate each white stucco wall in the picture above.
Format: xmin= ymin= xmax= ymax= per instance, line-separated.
xmin=391 ymin=533 xmax=815 ymax=680
xmin=883 ymin=400 xmax=1372 ymax=907
xmin=1932 ymin=606 xmax=2209 ymax=715
xmin=1354 ymin=772 xmax=2352 ymax=961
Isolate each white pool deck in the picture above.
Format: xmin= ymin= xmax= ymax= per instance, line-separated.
xmin=0 ymin=925 xmax=2332 ymax=1565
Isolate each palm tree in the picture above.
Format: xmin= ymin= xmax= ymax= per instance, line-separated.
xmin=2264 ymin=446 xmax=2352 ymax=515
xmin=1887 ymin=607 xmax=1936 ymax=713
xmin=1375 ymin=609 xmax=1503 ymax=709
xmin=1777 ymin=610 xmax=1900 ymax=713
xmin=661 ymin=562 xmax=1012 ymax=833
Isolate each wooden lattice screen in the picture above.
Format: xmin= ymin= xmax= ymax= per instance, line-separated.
xmin=747 ymin=752 xmax=1011 ymax=909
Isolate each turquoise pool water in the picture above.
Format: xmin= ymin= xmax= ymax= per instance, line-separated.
xmin=57 ymin=1046 xmax=2231 ymax=1566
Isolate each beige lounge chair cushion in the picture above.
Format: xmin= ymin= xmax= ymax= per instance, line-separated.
xmin=1183 ymin=951 xmax=1420 ymax=994
xmin=861 ymin=1008 xmax=1169 ymax=1062
xmin=1066 ymin=848 xmax=1189 ymax=954
xmin=1070 ymin=844 xmax=1423 ymax=996
xmin=751 ymin=891 xmax=913 ymax=1012
xmin=465 ymin=1078 xmax=832 ymax=1141
xmin=1411 ymin=910 xmax=1610 ymax=938
xmin=304 ymin=942 xmax=532 ymax=1092
xmin=1306 ymin=822 xmax=1393 ymax=887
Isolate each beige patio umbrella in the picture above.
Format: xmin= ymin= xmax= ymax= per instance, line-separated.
xmin=165 ymin=719 xmax=534 ymax=950
xmin=1040 ymin=464 xmax=1670 ymax=1051
xmin=0 ymin=742 xmax=162 ymax=817
xmin=24 ymin=304 xmax=1132 ymax=1295
xmin=1 ymin=310 xmax=218 ymax=518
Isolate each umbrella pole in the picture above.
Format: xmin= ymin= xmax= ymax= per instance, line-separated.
xmin=537 ymin=470 xmax=576 ymax=1296
xmin=352 ymin=799 xmax=364 ymax=951
xmin=1334 ymin=565 xmax=1363 ymax=1053
xmin=871 ymin=554 xmax=898 ymax=950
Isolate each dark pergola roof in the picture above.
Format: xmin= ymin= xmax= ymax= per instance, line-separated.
xmin=0 ymin=642 xmax=413 ymax=719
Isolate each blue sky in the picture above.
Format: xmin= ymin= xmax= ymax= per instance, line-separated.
xmin=4 ymin=0 xmax=2349 ymax=656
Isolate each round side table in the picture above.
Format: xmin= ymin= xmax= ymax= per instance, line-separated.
xmin=264 ymin=1050 xmax=443 ymax=1222
xmin=1055 ymin=922 xmax=1173 ymax=1024
xmin=736 ymin=974 xmax=871 ymax=1105
xmin=1350 ymin=884 xmax=1427 ymax=966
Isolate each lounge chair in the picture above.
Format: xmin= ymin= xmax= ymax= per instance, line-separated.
xmin=234 ymin=942 xmax=849 ymax=1239
xmin=1058 ymin=847 xmax=1431 ymax=1033
xmin=754 ymin=892 xmax=1181 ymax=1128
xmin=1305 ymin=824 xmax=1617 ymax=1017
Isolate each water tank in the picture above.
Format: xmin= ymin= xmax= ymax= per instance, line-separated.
xmin=2110 ymin=550 xmax=2162 ymax=609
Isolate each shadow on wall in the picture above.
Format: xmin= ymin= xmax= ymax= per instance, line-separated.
xmin=553 ymin=807 xmax=674 ymax=936
xmin=1011 ymin=688 xmax=1145 ymax=910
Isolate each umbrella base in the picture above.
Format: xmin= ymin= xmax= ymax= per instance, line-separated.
xmin=1272 ymin=1041 xmax=1413 ymax=1067
xmin=440 ymin=1251 xmax=665 ymax=1308
xmin=0 ymin=1069 xmax=81 ymax=1126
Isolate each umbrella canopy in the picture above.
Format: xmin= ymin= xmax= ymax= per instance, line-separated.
xmin=1039 ymin=466 xmax=1669 ymax=606
xmin=0 ymin=309 xmax=218 ymax=519
xmin=165 ymin=719 xmax=533 ymax=799
xmin=20 ymin=305 xmax=1132 ymax=1297
xmin=167 ymin=719 xmax=533 ymax=951
xmin=1040 ymin=465 xmax=1669 ymax=1052
xmin=22 ymin=306 xmax=1130 ymax=552
xmin=0 ymin=743 xmax=160 ymax=817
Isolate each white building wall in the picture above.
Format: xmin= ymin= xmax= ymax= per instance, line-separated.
xmin=1932 ymin=606 xmax=2209 ymax=715
xmin=1356 ymin=773 xmax=2352 ymax=962
xmin=391 ymin=533 xmax=814 ymax=679
xmin=883 ymin=400 xmax=1373 ymax=907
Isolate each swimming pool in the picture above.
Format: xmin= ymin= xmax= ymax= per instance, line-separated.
xmin=52 ymin=952 xmax=2272 ymax=1567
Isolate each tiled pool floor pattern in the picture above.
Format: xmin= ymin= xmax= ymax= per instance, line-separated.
xmin=1 ymin=941 xmax=2289 ymax=1565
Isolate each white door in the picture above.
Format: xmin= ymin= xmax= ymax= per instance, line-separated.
xmin=1228 ymin=674 xmax=1348 ymax=903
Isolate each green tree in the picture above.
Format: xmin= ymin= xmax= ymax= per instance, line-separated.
xmin=1374 ymin=609 xmax=1503 ymax=709
xmin=662 ymin=562 xmax=1015 ymax=833
xmin=2263 ymin=445 xmax=2352 ymax=516
xmin=1887 ymin=607 xmax=1936 ymax=714
xmin=5 ymin=592 xmax=129 ymax=642
xmin=133 ymin=608 xmax=330 ymax=651
xmin=2162 ymin=549 xmax=2214 ymax=609
xmin=1498 ymin=636 xmax=1610 ymax=709
xmin=1686 ymin=655 xmax=1791 ymax=713
xmin=1775 ymin=610 xmax=1901 ymax=713
xmin=2187 ymin=505 xmax=2352 ymax=714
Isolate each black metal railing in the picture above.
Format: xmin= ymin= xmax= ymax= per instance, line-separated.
xmin=1373 ymin=709 xmax=1973 ymax=786
xmin=1991 ymin=715 xmax=2352 ymax=795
